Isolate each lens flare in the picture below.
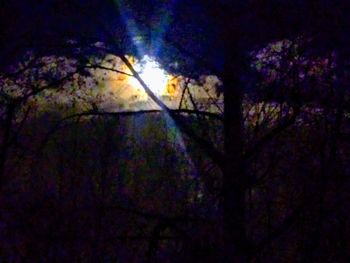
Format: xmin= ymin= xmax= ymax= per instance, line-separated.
xmin=129 ymin=56 xmax=168 ymax=96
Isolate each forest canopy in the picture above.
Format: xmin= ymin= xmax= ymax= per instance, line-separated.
xmin=0 ymin=1 xmax=350 ymax=262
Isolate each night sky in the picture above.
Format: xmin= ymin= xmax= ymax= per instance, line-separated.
xmin=0 ymin=1 xmax=349 ymax=262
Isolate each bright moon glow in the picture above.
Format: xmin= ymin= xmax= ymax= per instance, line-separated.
xmin=129 ymin=56 xmax=169 ymax=95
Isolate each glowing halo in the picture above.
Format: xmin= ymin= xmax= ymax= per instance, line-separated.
xmin=129 ymin=55 xmax=169 ymax=96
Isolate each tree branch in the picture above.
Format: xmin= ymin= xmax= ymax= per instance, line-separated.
xmin=118 ymin=54 xmax=225 ymax=168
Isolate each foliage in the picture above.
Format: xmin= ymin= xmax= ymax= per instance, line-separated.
xmin=1 ymin=1 xmax=350 ymax=262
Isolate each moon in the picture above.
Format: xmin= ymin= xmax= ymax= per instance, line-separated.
xmin=128 ymin=55 xmax=169 ymax=96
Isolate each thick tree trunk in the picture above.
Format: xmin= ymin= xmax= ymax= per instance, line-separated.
xmin=221 ymin=50 xmax=250 ymax=262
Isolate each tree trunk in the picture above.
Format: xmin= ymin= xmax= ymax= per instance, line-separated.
xmin=221 ymin=49 xmax=250 ymax=262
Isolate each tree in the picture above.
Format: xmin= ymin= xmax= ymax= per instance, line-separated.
xmin=1 ymin=0 xmax=350 ymax=262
